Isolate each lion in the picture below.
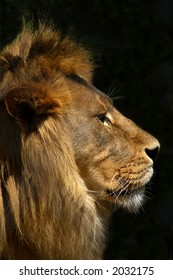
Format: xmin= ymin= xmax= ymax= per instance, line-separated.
xmin=0 ymin=23 xmax=160 ymax=260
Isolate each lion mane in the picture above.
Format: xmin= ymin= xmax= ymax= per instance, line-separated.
xmin=0 ymin=24 xmax=105 ymax=260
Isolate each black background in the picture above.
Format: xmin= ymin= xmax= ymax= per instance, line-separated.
xmin=0 ymin=0 xmax=173 ymax=259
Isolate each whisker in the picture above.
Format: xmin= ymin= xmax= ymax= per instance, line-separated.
xmin=106 ymin=82 xmax=125 ymax=103
xmin=118 ymin=182 xmax=130 ymax=198
xmin=110 ymin=172 xmax=119 ymax=188
xmin=114 ymin=179 xmax=130 ymax=201
xmin=87 ymin=189 xmax=98 ymax=194
xmin=107 ymin=82 xmax=116 ymax=98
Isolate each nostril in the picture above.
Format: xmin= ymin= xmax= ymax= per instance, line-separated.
xmin=145 ymin=146 xmax=160 ymax=162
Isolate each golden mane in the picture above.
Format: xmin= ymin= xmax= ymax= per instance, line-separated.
xmin=0 ymin=23 xmax=93 ymax=91
xmin=0 ymin=24 xmax=103 ymax=259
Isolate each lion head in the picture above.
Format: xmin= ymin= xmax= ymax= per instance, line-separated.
xmin=0 ymin=24 xmax=160 ymax=259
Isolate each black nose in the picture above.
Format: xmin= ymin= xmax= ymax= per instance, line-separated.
xmin=145 ymin=146 xmax=160 ymax=161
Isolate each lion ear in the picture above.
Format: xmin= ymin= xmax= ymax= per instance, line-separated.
xmin=5 ymin=84 xmax=66 ymax=128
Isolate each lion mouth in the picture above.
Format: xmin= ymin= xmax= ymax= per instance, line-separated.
xmin=104 ymin=185 xmax=146 ymax=212
xmin=105 ymin=186 xmax=145 ymax=198
xmin=105 ymin=166 xmax=153 ymax=200
xmin=104 ymin=184 xmax=146 ymax=211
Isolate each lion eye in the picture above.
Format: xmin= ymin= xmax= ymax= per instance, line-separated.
xmin=97 ymin=113 xmax=111 ymax=126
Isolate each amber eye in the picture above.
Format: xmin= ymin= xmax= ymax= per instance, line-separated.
xmin=97 ymin=113 xmax=111 ymax=126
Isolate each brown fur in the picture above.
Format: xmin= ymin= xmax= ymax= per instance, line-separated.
xmin=0 ymin=23 xmax=159 ymax=259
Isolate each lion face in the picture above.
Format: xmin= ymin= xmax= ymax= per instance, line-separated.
xmin=66 ymin=75 xmax=160 ymax=211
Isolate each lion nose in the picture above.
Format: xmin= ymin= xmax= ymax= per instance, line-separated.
xmin=145 ymin=144 xmax=160 ymax=162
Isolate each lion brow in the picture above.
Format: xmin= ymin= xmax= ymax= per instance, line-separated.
xmin=66 ymin=73 xmax=113 ymax=105
xmin=66 ymin=73 xmax=94 ymax=89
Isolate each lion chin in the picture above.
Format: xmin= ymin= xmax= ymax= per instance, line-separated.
xmin=105 ymin=165 xmax=154 ymax=211
xmin=0 ymin=22 xmax=160 ymax=260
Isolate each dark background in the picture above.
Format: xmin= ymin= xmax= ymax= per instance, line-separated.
xmin=0 ymin=0 xmax=173 ymax=259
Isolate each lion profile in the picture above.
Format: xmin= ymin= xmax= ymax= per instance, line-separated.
xmin=0 ymin=23 xmax=160 ymax=259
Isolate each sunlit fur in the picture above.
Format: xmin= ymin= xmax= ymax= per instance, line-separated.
xmin=0 ymin=23 xmax=159 ymax=259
